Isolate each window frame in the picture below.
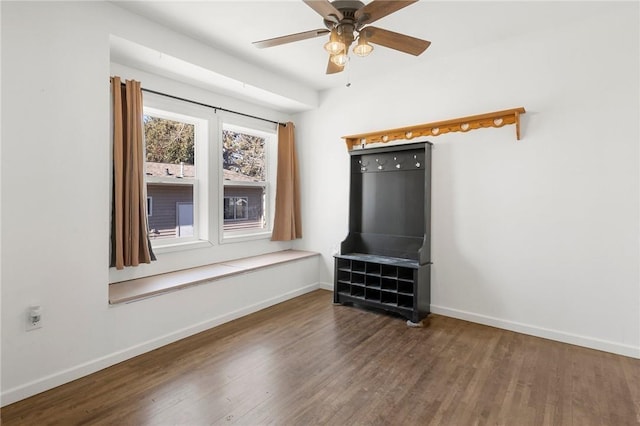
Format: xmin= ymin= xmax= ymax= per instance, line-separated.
xmin=218 ymin=116 xmax=277 ymax=244
xmin=141 ymin=95 xmax=215 ymax=253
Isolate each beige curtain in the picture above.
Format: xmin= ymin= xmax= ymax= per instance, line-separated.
xmin=110 ymin=76 xmax=155 ymax=269
xmin=271 ymin=122 xmax=302 ymax=241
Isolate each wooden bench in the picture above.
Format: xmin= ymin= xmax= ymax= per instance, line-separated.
xmin=109 ymin=250 xmax=320 ymax=304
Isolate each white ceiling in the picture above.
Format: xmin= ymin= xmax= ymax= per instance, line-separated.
xmin=112 ymin=1 xmax=610 ymax=96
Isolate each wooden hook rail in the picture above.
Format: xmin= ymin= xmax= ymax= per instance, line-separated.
xmin=342 ymin=107 xmax=526 ymax=150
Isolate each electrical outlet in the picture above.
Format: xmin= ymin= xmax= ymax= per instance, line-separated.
xmin=26 ymin=305 xmax=42 ymax=331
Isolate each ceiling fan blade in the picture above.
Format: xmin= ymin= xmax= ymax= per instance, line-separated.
xmin=355 ymin=1 xmax=418 ymax=26
xmin=303 ymin=0 xmax=344 ymax=23
xmin=365 ymin=26 xmax=431 ymax=56
xmin=253 ymin=29 xmax=330 ymax=48
xmin=326 ymin=58 xmax=344 ymax=74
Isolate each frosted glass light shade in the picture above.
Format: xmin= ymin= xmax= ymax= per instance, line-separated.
xmin=331 ymin=53 xmax=349 ymax=66
xmin=353 ymin=38 xmax=373 ymax=57
xmin=324 ymin=30 xmax=345 ymax=55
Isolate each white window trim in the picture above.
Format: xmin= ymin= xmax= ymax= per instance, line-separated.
xmin=219 ymin=115 xmax=277 ymax=244
xmin=143 ymin=98 xmax=214 ymax=250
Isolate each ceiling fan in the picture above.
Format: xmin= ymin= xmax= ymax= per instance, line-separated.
xmin=253 ymin=0 xmax=431 ymax=75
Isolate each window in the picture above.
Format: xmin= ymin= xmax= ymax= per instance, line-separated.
xmin=143 ymin=103 xmax=209 ymax=247
xmin=221 ymin=122 xmax=274 ymax=239
xmin=109 ymin=82 xmax=280 ymax=283
xmin=144 ymin=113 xmax=195 ymax=241
xmin=224 ymin=196 xmax=248 ymax=221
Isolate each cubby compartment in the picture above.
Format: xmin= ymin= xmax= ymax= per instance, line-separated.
xmin=365 ymin=275 xmax=381 ymax=288
xmin=397 ymin=281 xmax=414 ymax=295
xmin=381 ymin=265 xmax=397 ymax=278
xmin=337 ymin=282 xmax=351 ymax=294
xmin=352 ymin=261 xmax=366 ymax=273
xmin=366 ymin=288 xmax=381 ymax=301
xmin=337 ymin=258 xmax=351 ymax=271
xmin=398 ymin=267 xmax=413 ymax=281
xmin=351 ymin=272 xmax=365 ymax=285
xmin=351 ymin=285 xmax=365 ymax=298
xmin=380 ymin=290 xmax=397 ymax=305
xmin=381 ymin=277 xmax=397 ymax=291
xmin=397 ymin=294 xmax=414 ymax=308
xmin=366 ymin=263 xmax=381 ymax=275
xmin=337 ymin=270 xmax=351 ymax=283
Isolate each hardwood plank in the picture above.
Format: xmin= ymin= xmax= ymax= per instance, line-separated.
xmin=2 ymin=290 xmax=639 ymax=425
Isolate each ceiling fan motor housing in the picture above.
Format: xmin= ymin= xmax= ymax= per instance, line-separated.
xmin=323 ymin=0 xmax=365 ymax=45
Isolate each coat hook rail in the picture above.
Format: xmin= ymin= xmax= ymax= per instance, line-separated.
xmin=342 ymin=107 xmax=526 ymax=150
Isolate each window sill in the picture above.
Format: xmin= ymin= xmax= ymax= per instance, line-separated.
xmin=151 ymin=239 xmax=213 ymax=255
xmin=108 ymin=249 xmax=319 ymax=305
xmin=221 ymin=229 xmax=272 ymax=244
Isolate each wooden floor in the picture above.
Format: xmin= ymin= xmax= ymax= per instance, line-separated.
xmin=3 ymin=290 xmax=640 ymax=425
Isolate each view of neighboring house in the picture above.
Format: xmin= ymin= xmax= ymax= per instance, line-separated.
xmin=145 ymin=162 xmax=264 ymax=239
xmin=221 ymin=168 xmax=266 ymax=230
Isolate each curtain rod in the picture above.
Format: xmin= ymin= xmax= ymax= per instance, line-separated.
xmin=117 ymin=82 xmax=286 ymax=127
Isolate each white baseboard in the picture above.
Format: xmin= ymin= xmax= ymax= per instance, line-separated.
xmin=1 ymin=283 xmax=322 ymax=406
xmin=430 ymin=304 xmax=640 ymax=359
xmin=318 ymin=281 xmax=333 ymax=291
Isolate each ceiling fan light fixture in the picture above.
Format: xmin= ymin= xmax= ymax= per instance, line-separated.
xmin=330 ymin=52 xmax=349 ymax=67
xmin=324 ymin=29 xmax=345 ymax=55
xmin=353 ymin=36 xmax=373 ymax=57
xmin=253 ymin=1 xmax=430 ymax=76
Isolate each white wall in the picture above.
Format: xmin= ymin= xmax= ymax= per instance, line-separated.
xmin=1 ymin=2 xmax=321 ymax=405
xmin=294 ymin=4 xmax=640 ymax=357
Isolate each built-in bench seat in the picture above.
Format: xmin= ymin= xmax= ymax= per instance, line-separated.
xmin=109 ymin=249 xmax=319 ymax=304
